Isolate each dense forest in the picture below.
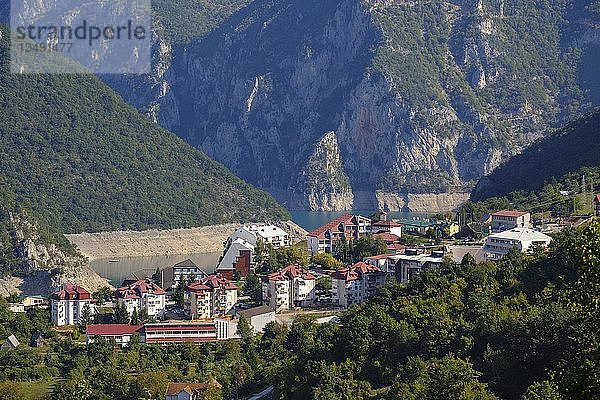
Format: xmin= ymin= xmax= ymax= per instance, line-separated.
xmin=0 ymin=24 xmax=289 ymax=234
xmin=1 ymin=221 xmax=598 ymax=399
xmin=472 ymin=109 xmax=600 ymax=202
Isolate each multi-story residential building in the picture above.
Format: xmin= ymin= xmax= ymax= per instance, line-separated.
xmin=595 ymin=194 xmax=600 ymax=217
xmin=161 ymin=259 xmax=208 ymax=289
xmin=185 ymin=274 xmax=238 ymax=319
xmin=114 ymin=279 xmax=166 ymax=319
xmin=394 ymin=250 xmax=445 ymax=283
xmin=370 ymin=219 xmax=403 ymax=237
xmin=491 ymin=210 xmax=531 ymax=233
xmin=262 ymin=264 xmax=316 ymax=312
xmin=364 ymin=254 xmax=404 ymax=277
xmin=331 ymin=262 xmax=387 ymax=307
xmin=483 ymin=228 xmax=552 ymax=261
xmin=216 ymin=238 xmax=254 ymax=279
xmin=50 ymin=282 xmax=94 ymax=326
xmin=307 ymin=214 xmax=371 ymax=254
xmin=250 ymin=225 xmax=290 ymax=248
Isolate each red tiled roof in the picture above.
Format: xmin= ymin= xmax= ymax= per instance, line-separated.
xmin=51 ymin=282 xmax=91 ymax=301
xmin=115 ymin=279 xmax=166 ymax=299
xmin=330 ymin=262 xmax=384 ymax=282
xmin=372 ymin=220 xmax=402 ymax=228
xmin=86 ymin=324 xmax=143 ymax=336
xmin=144 ymin=324 xmax=216 ymax=332
xmin=308 ymin=214 xmax=358 ymax=239
xmin=387 ymin=243 xmax=406 ymax=252
xmin=373 ymin=232 xmax=401 ymax=243
xmin=492 ymin=210 xmax=529 ymax=218
xmin=186 ymin=274 xmax=237 ymax=292
xmin=266 ymin=264 xmax=316 ymax=281
xmin=364 ymin=254 xmax=391 ymax=260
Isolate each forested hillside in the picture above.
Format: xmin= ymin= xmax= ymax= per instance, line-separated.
xmin=472 ymin=109 xmax=600 ymax=202
xmin=0 ymin=25 xmax=289 ymax=233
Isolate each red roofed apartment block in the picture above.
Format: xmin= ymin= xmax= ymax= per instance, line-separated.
xmin=185 ymin=274 xmax=238 ymax=319
xmin=51 ymin=282 xmax=94 ymax=326
xmin=307 ymin=214 xmax=371 ymax=254
xmin=331 ymin=262 xmax=386 ymax=307
xmin=114 ymin=279 xmax=166 ymax=320
xmin=262 ymin=264 xmax=316 ymax=313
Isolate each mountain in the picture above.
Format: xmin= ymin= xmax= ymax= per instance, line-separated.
xmin=0 ymin=24 xmax=289 ymax=234
xmin=471 ymin=108 xmax=600 ymax=201
xmin=98 ymin=0 xmax=600 ymax=211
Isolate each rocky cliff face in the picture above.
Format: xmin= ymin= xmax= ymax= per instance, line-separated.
xmin=0 ymin=205 xmax=110 ymax=296
xmin=105 ymin=0 xmax=599 ymax=211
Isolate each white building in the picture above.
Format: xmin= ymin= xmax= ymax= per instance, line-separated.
xmin=394 ymin=250 xmax=445 ymax=283
xmin=86 ymin=324 xmax=143 ymax=348
xmin=491 ymin=210 xmax=531 ymax=233
xmin=215 ymin=238 xmax=254 ymax=279
xmin=185 ymin=274 xmax=238 ymax=319
xmin=161 ymin=259 xmax=207 ymax=289
xmin=114 ymin=279 xmax=167 ymax=319
xmin=484 ymin=228 xmax=552 ymax=261
xmin=237 ymin=305 xmax=276 ymax=334
xmin=262 ymin=264 xmax=316 ymax=312
xmin=50 ymin=282 xmax=94 ymax=326
xmin=331 ymin=262 xmax=387 ymax=307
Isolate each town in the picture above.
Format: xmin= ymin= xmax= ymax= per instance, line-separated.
xmin=2 ymin=194 xmax=600 ymax=398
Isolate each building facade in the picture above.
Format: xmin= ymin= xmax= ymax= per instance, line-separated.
xmin=331 ymin=262 xmax=386 ymax=307
xmin=307 ymin=214 xmax=371 ymax=254
xmin=185 ymin=274 xmax=238 ymax=319
xmin=50 ymin=282 xmax=94 ymax=326
xmin=262 ymin=264 xmax=316 ymax=312
xmin=114 ymin=279 xmax=166 ymax=319
xmin=394 ymin=250 xmax=445 ymax=283
xmin=161 ymin=259 xmax=208 ymax=289
xmin=483 ymin=228 xmax=552 ymax=261
xmin=491 ymin=211 xmax=531 ymax=233
xmin=237 ymin=305 xmax=276 ymax=333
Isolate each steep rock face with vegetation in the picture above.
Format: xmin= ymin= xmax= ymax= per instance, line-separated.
xmin=471 ymin=108 xmax=600 ymax=201
xmin=0 ymin=190 xmax=109 ymax=296
xmin=0 ymin=24 xmax=289 ymax=234
xmin=104 ymin=0 xmax=600 ymax=211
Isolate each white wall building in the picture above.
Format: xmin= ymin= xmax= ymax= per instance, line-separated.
xmin=114 ymin=279 xmax=166 ymax=319
xmin=50 ymin=282 xmax=94 ymax=326
xmin=331 ymin=262 xmax=387 ymax=307
xmin=162 ymin=259 xmax=208 ymax=289
xmin=262 ymin=264 xmax=316 ymax=312
xmin=185 ymin=274 xmax=238 ymax=319
xmin=394 ymin=250 xmax=445 ymax=283
xmin=491 ymin=211 xmax=532 ymax=233
xmin=484 ymin=228 xmax=552 ymax=261
xmin=238 ymin=305 xmax=276 ymax=334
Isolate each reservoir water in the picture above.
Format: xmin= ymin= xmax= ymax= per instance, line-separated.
xmin=90 ymin=252 xmax=221 ymax=287
xmin=290 ymin=210 xmax=430 ymax=231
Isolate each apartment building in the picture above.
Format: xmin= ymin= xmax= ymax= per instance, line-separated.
xmin=262 ymin=264 xmax=316 ymax=312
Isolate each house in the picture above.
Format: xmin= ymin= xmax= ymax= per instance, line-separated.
xmin=216 ymin=238 xmax=254 ymax=279
xmin=86 ymin=324 xmax=143 ymax=348
xmin=237 ymin=305 xmax=275 ymax=334
xmin=372 ymin=232 xmax=401 ymax=245
xmin=262 ymin=264 xmax=316 ymax=312
xmin=331 ymin=262 xmax=387 ymax=307
xmin=491 ymin=210 xmax=531 ymax=233
xmin=483 ymin=228 xmax=552 ymax=261
xmin=1 ymin=334 xmax=20 ymax=350
xmin=394 ymin=249 xmax=445 ymax=283
xmin=114 ymin=279 xmax=166 ymax=319
xmin=364 ymin=254 xmax=404 ymax=276
xmin=395 ymin=219 xmax=436 ymax=235
xmin=161 ymin=259 xmax=208 ymax=289
xmin=185 ymin=274 xmax=238 ymax=319
xmin=50 ymin=282 xmax=94 ymax=326
xmin=307 ymin=214 xmax=371 ymax=254
xmin=595 ymin=194 xmax=600 ymax=216
xmin=387 ymin=243 xmax=407 ymax=254
xmin=165 ymin=381 xmax=222 ymax=400
xmin=370 ymin=219 xmax=402 ymax=237
xmin=22 ymin=295 xmax=47 ymax=308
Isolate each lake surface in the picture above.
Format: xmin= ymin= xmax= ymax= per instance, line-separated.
xmin=90 ymin=252 xmax=221 ymax=287
xmin=290 ymin=210 xmax=430 ymax=231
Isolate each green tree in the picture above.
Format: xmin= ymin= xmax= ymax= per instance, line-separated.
xmin=79 ymin=302 xmax=93 ymax=331
xmin=254 ymin=238 xmax=265 ymax=267
xmin=313 ymin=252 xmax=344 ymax=270
xmin=113 ymin=302 xmax=130 ymax=324
xmin=92 ymin=286 xmax=113 ymax=306
xmin=242 ymin=273 xmax=262 ymax=305
xmin=352 ymin=236 xmax=387 ymax=261
xmin=130 ymin=308 xmax=140 ymax=325
xmin=173 ymin=274 xmax=187 ymax=307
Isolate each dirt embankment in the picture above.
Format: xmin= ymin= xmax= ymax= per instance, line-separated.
xmin=66 ymin=221 xmax=308 ymax=261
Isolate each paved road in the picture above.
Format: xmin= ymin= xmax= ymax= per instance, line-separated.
xmin=248 ymin=385 xmax=274 ymax=400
